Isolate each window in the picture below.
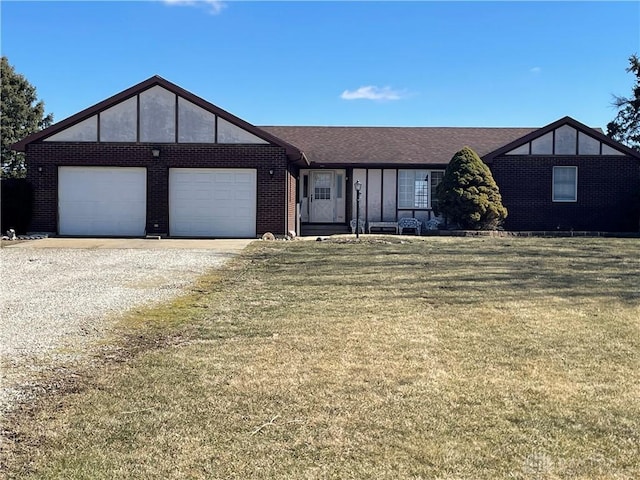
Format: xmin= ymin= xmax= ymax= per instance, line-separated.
xmin=315 ymin=187 xmax=331 ymax=200
xmin=430 ymin=171 xmax=444 ymax=210
xmin=314 ymin=172 xmax=332 ymax=200
xmin=414 ymin=178 xmax=429 ymax=208
xmin=398 ymin=170 xmax=444 ymax=209
xmin=553 ymin=167 xmax=577 ymax=202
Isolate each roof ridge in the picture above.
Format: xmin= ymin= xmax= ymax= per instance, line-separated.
xmin=261 ymin=125 xmax=539 ymax=129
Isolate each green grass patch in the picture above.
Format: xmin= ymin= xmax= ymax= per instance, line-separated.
xmin=3 ymin=237 xmax=639 ymax=479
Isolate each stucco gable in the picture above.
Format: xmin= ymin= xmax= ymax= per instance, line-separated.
xmin=483 ymin=116 xmax=640 ymax=161
xmin=12 ymin=76 xmax=302 ymax=161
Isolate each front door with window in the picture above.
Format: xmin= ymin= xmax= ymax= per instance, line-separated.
xmin=310 ymin=171 xmax=335 ymax=222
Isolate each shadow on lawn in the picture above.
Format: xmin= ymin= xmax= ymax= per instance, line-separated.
xmin=252 ymin=239 xmax=640 ymax=305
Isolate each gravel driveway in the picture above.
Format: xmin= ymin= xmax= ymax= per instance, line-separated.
xmin=0 ymin=240 xmax=251 ymax=416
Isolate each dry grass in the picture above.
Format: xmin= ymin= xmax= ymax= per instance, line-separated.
xmin=0 ymin=239 xmax=29 ymax=248
xmin=2 ymin=237 xmax=639 ymax=479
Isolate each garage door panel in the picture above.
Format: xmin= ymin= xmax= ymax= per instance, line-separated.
xmin=214 ymin=189 xmax=232 ymax=201
xmin=195 ymin=190 xmax=213 ymax=201
xmin=169 ymin=168 xmax=257 ymax=237
xmin=58 ymin=167 xmax=146 ymax=236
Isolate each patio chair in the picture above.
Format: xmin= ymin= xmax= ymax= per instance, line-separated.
xmin=425 ymin=217 xmax=443 ymax=230
xmin=398 ymin=217 xmax=422 ymax=235
xmin=350 ymin=218 xmax=366 ymax=234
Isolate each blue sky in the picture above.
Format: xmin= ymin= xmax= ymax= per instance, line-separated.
xmin=2 ymin=1 xmax=638 ymax=129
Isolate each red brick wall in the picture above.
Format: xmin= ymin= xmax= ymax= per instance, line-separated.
xmin=491 ymin=155 xmax=640 ymax=232
xmin=25 ymin=142 xmax=293 ymax=237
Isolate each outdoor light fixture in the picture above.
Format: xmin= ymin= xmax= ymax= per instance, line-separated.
xmin=151 ymin=148 xmax=161 ymax=158
xmin=269 ymin=168 xmax=275 ymax=177
xmin=354 ymin=180 xmax=362 ymax=240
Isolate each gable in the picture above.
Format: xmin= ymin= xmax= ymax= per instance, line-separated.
xmin=13 ymin=76 xmax=303 ymax=161
xmin=504 ymin=124 xmax=623 ymax=156
xmin=484 ymin=117 xmax=639 ymax=160
xmin=42 ymin=84 xmax=267 ymax=145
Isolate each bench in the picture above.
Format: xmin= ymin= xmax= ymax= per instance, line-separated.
xmin=368 ymin=221 xmax=399 ymax=234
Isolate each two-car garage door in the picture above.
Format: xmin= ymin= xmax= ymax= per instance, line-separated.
xmin=58 ymin=167 xmax=257 ymax=237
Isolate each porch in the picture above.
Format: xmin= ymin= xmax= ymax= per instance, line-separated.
xmin=300 ymin=217 xmax=433 ymax=237
xmin=298 ymin=167 xmax=445 ymax=236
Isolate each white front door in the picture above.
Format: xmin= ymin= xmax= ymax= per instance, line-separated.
xmin=310 ymin=171 xmax=334 ymax=222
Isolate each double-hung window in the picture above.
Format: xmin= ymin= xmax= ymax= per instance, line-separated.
xmin=398 ymin=170 xmax=444 ymax=209
xmin=553 ymin=166 xmax=577 ymax=202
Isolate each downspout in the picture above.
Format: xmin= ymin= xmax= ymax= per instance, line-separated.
xmin=285 ymin=164 xmax=290 ymax=236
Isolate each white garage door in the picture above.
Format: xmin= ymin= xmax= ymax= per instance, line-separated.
xmin=169 ymin=168 xmax=257 ymax=237
xmin=58 ymin=167 xmax=147 ymax=236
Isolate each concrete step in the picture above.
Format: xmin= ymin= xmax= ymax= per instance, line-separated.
xmin=300 ymin=223 xmax=350 ymax=237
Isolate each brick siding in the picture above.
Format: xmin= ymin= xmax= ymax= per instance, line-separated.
xmin=491 ymin=155 xmax=640 ymax=232
xmin=24 ymin=143 xmax=640 ymax=235
xmin=25 ymin=142 xmax=292 ymax=237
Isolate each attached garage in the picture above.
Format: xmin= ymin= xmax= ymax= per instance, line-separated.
xmin=169 ymin=168 xmax=257 ymax=237
xmin=13 ymin=76 xmax=305 ymax=237
xmin=58 ymin=167 xmax=147 ymax=236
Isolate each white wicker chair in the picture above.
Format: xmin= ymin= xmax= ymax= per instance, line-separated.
xmin=398 ymin=217 xmax=422 ymax=235
xmin=425 ymin=217 xmax=443 ymax=230
xmin=350 ymin=218 xmax=366 ymax=234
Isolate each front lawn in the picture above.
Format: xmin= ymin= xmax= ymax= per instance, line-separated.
xmin=3 ymin=237 xmax=639 ymax=479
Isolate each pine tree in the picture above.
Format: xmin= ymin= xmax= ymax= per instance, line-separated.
xmin=607 ymin=54 xmax=640 ymax=151
xmin=435 ymin=146 xmax=507 ymax=230
xmin=1 ymin=56 xmax=53 ymax=178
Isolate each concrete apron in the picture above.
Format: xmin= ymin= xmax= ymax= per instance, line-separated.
xmin=5 ymin=238 xmax=255 ymax=253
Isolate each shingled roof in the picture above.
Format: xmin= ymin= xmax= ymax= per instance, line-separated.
xmin=261 ymin=126 xmax=537 ymax=166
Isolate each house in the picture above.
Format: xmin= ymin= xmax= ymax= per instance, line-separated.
xmin=13 ymin=76 xmax=640 ymax=237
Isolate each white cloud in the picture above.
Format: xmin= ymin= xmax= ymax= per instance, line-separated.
xmin=163 ymin=0 xmax=226 ymax=15
xmin=340 ymin=85 xmax=407 ymax=101
xmin=530 ymin=66 xmax=542 ymax=74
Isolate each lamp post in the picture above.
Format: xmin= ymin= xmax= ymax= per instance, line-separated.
xmin=355 ymin=180 xmax=362 ymax=239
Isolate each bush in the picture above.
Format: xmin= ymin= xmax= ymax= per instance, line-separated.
xmin=435 ymin=146 xmax=507 ymax=230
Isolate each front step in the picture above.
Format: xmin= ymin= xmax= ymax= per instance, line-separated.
xmin=300 ymin=223 xmax=351 ymax=237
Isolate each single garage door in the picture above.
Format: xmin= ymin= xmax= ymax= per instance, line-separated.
xmin=58 ymin=167 xmax=147 ymax=236
xmin=169 ymin=168 xmax=257 ymax=237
